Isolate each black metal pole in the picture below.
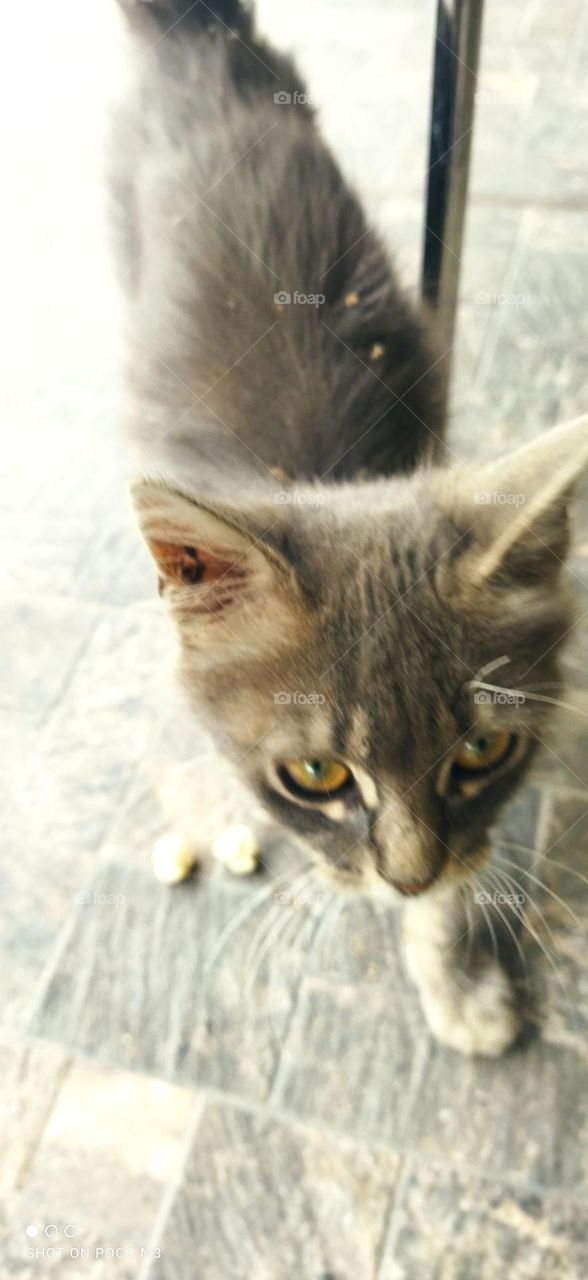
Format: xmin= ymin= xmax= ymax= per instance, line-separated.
xmin=422 ymin=0 xmax=485 ymax=380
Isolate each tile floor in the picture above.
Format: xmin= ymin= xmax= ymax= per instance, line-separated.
xmin=1 ymin=0 xmax=587 ymax=1276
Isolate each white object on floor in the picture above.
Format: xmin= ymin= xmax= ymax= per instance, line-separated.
xmin=212 ymin=824 xmax=259 ymax=876
xmin=151 ymin=833 xmax=196 ymax=884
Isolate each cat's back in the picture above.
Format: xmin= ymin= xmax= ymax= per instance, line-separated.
xmin=111 ymin=0 xmax=444 ymax=482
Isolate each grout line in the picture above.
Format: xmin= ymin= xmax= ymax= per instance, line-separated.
xmin=137 ymin=1091 xmax=209 ymax=1280
xmin=25 ymin=911 xmax=84 ymax=1035
xmin=137 ymin=1079 xmax=588 ymax=1206
xmin=373 ymin=1151 xmax=407 ymax=1280
xmin=11 ymin=1052 xmax=72 ymax=1194
xmin=374 ymin=1151 xmax=412 ymax=1279
xmin=266 ymin=933 xmax=322 ymax=1104
xmin=15 ymin=1033 xmax=588 ymax=1207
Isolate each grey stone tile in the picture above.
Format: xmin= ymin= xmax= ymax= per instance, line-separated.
xmin=272 ymin=974 xmax=426 ymax=1146
xmin=73 ymin=505 xmax=157 ymax=608
xmin=449 ymin=385 xmax=583 ymax=460
xmin=147 ymin=1099 xmax=399 ymax=1280
xmin=0 ymin=460 xmax=149 ymax=611
xmin=0 ymin=508 xmax=99 ymax=600
xmin=0 ymin=609 xmax=167 ymax=1028
xmin=449 ymin=306 xmax=496 ymax=441
xmin=0 ymin=593 xmax=97 ymax=727
xmin=380 ymin=1162 xmax=588 ymax=1279
xmin=535 ymin=793 xmax=588 ymax=1052
xmin=0 ymin=811 xmax=94 ymax=1029
xmin=517 ymin=205 xmax=588 ymax=254
xmin=0 ymin=609 xmax=166 ymax=1029
xmin=458 ymin=204 xmax=520 ymax=305
xmin=0 ymin=715 xmax=39 ymax=818
xmin=0 ymin=1061 xmax=196 ymax=1280
xmin=406 ymin=1030 xmax=588 ymax=1191
xmin=470 ymin=69 xmax=588 ymax=204
xmin=402 ymin=791 xmax=587 ymax=1197
xmin=477 ymin=243 xmax=588 ymax=396
xmin=543 ymin=793 xmax=588 ymax=911
xmin=13 ymin=610 xmax=167 ymax=859
xmin=0 ymin=1033 xmax=69 ymax=1198
xmin=305 ymin=895 xmax=400 ymax=985
xmin=30 ymin=861 xmax=303 ymax=1100
xmin=530 ymin=706 xmax=588 ymax=793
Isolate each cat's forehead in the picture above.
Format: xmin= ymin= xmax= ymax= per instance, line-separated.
xmin=305 ymin=577 xmax=470 ymax=766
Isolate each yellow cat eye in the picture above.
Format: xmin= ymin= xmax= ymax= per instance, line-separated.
xmin=282 ymin=758 xmax=351 ymax=796
xmin=454 ymin=730 xmax=512 ymax=772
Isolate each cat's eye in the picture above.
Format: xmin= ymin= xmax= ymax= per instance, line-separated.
xmin=280 ymin=758 xmax=352 ymax=798
xmin=453 ymin=730 xmax=512 ymax=773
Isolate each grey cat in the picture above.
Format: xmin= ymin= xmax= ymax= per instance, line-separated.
xmin=111 ymin=0 xmax=588 ymax=1054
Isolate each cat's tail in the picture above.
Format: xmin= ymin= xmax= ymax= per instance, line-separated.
xmin=115 ymin=0 xmax=305 ymax=111
xmin=117 ymin=0 xmax=253 ymax=39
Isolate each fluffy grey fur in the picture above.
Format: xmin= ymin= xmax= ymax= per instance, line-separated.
xmin=111 ymin=0 xmax=588 ymax=1055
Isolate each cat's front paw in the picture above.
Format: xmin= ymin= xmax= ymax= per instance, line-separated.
xmin=420 ymin=964 xmax=521 ymax=1057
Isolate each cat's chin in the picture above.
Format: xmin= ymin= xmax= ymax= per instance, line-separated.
xmin=308 ymin=863 xmax=433 ymax=905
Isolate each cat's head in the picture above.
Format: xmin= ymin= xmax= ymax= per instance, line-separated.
xmin=133 ymin=416 xmax=587 ymax=898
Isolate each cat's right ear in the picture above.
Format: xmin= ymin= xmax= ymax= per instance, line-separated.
xmin=130 ymin=479 xmax=302 ymax=660
xmin=444 ymin=413 xmax=588 ymax=592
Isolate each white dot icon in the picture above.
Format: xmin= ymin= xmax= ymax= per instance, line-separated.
xmin=26 ymin=1225 xmax=39 ymax=1238
xmin=45 ymin=1225 xmax=59 ymax=1239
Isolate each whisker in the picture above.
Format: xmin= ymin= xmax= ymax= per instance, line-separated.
xmin=204 ymin=868 xmax=292 ymax=974
xmin=479 ymin=867 xmax=529 ymax=975
xmin=244 ymin=879 xmax=321 ymax=998
xmin=484 ymin=867 xmax=571 ymax=1007
xmin=469 ymin=681 xmax=588 ymax=723
xmin=490 ymin=861 xmax=563 ymax=958
xmin=500 ymin=840 xmax=588 ymax=892
xmin=495 ymin=851 xmax=582 ymax=928
xmin=368 ymin=895 xmax=395 ymax=961
xmin=314 ymin=893 xmax=344 ymax=958
xmin=243 ymin=868 xmax=317 ymax=995
xmin=244 ymin=907 xmax=298 ymax=1000
xmin=447 ymin=875 xmax=498 ymax=964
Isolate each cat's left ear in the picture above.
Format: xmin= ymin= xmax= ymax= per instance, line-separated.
xmin=448 ymin=414 xmax=588 ymax=588
xmin=131 ymin=479 xmax=302 ymax=659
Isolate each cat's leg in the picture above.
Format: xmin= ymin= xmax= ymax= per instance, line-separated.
xmin=403 ymin=881 xmax=522 ymax=1056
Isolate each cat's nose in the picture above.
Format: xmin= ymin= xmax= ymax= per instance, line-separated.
xmin=387 ymin=869 xmax=441 ymax=896
xmin=373 ymin=786 xmax=447 ymax=895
